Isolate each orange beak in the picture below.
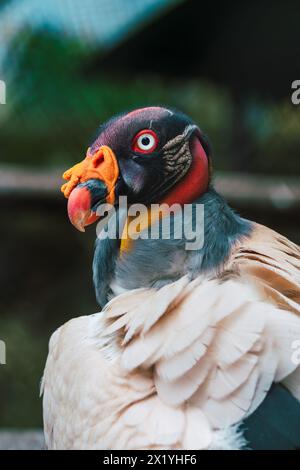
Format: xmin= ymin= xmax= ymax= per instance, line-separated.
xmin=61 ymin=145 xmax=119 ymax=231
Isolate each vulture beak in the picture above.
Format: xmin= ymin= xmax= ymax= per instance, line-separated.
xmin=61 ymin=146 xmax=119 ymax=231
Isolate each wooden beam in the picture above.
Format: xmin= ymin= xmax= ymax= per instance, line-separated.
xmin=0 ymin=165 xmax=299 ymax=210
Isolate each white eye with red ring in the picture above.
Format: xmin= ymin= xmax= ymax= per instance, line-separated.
xmin=132 ymin=130 xmax=158 ymax=154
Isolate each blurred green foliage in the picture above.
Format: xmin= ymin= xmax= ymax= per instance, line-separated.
xmin=1 ymin=29 xmax=300 ymax=174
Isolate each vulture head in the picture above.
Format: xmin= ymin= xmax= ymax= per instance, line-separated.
xmin=61 ymin=106 xmax=211 ymax=231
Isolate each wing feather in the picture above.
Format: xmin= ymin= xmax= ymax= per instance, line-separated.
xmin=106 ymin=223 xmax=300 ymax=430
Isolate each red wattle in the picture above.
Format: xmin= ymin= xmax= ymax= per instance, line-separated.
xmin=161 ymin=136 xmax=209 ymax=206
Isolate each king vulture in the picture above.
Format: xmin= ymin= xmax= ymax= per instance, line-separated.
xmin=42 ymin=107 xmax=300 ymax=450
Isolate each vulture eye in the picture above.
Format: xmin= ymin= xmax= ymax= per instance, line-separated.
xmin=132 ymin=130 xmax=158 ymax=154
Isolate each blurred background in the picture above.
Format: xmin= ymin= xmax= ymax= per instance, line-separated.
xmin=0 ymin=0 xmax=300 ymax=435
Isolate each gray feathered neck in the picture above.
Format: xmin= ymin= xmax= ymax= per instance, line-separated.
xmin=93 ymin=187 xmax=252 ymax=306
xmin=196 ymin=186 xmax=251 ymax=272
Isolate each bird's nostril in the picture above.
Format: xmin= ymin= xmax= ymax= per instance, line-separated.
xmin=92 ymin=153 xmax=105 ymax=167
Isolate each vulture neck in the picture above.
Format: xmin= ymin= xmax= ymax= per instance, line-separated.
xmin=120 ymin=185 xmax=252 ymax=273
xmin=195 ymin=187 xmax=252 ymax=271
